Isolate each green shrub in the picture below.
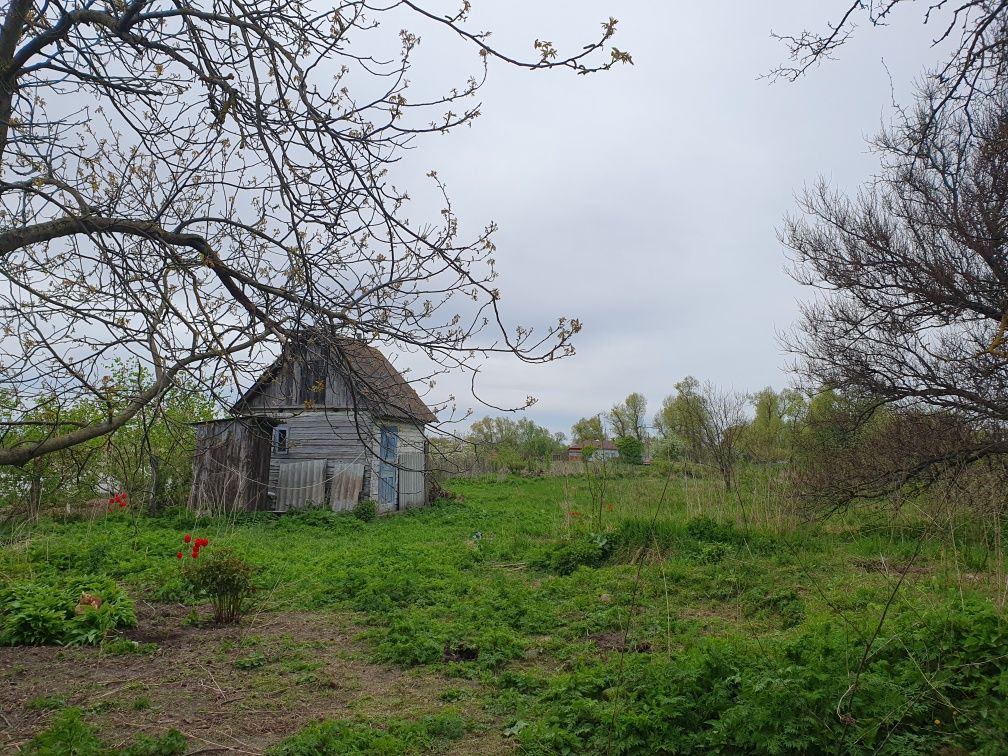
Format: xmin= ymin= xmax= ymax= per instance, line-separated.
xmin=266 ymin=712 xmax=465 ymax=755
xmin=514 ymin=597 xmax=1008 ymax=754
xmin=120 ymin=729 xmax=187 ymax=756
xmin=353 ymin=499 xmax=378 ymax=522
xmin=0 ymin=575 xmax=135 ymax=646
xmin=21 ymin=708 xmax=104 ymax=755
xmin=532 ymin=535 xmax=611 ymax=576
xmin=182 ymin=547 xmax=253 ymax=624
xmin=267 ymin=719 xmax=403 ymax=755
xmin=21 ymin=708 xmax=186 ymax=755
xmin=614 ymin=436 xmax=643 ymax=465
xmin=686 ymin=515 xmax=740 ymax=545
xmin=694 ymin=541 xmax=731 ymax=565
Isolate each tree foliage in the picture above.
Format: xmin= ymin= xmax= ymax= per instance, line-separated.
xmin=571 ymin=415 xmax=605 ymax=445
xmin=606 ymin=392 xmax=647 ymax=442
xmin=0 ymin=362 xmax=213 ymax=516
xmin=654 ymin=377 xmax=747 ymax=489
xmin=741 ymin=387 xmax=806 ymax=463
xmin=614 ymin=435 xmax=642 ymax=465
xmin=466 ymin=415 xmax=565 ymax=473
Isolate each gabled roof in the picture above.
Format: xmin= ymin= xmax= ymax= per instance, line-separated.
xmin=232 ymin=334 xmax=436 ymax=424
xmin=569 ymin=439 xmax=617 ymax=451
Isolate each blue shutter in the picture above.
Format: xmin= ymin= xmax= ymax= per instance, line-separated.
xmin=377 ymin=425 xmax=399 ymax=510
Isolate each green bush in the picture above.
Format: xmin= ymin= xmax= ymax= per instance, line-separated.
xmin=353 ymin=499 xmax=378 ymax=522
xmin=686 ymin=515 xmax=740 ymax=545
xmin=532 ymin=535 xmax=611 ymax=576
xmin=515 ymin=597 xmax=1008 ymax=754
xmin=614 ymin=436 xmax=643 ymax=465
xmin=266 ymin=712 xmax=465 ymax=755
xmin=21 ymin=708 xmax=186 ymax=755
xmin=0 ymin=575 xmax=135 ymax=646
xmin=182 ymin=547 xmax=253 ymax=624
xmin=21 ymin=708 xmax=103 ymax=755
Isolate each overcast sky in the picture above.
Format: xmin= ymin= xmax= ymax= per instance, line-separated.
xmin=388 ymin=2 xmax=950 ymax=437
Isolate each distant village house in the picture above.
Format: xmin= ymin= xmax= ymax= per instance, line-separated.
xmin=567 ymin=439 xmax=619 ymax=462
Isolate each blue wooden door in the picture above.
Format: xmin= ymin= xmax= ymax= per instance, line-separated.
xmin=377 ymin=425 xmax=399 ymax=510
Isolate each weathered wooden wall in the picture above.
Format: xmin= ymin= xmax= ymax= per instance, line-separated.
xmin=189 ymin=419 xmax=271 ymax=512
xmin=244 ymin=357 xmax=355 ymax=411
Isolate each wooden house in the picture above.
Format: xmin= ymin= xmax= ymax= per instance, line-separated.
xmin=567 ymin=439 xmax=618 ymax=462
xmin=189 ymin=335 xmax=435 ymax=514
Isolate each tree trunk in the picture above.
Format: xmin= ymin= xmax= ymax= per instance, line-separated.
xmin=28 ymin=473 xmax=42 ymax=519
xmin=146 ymin=452 xmax=161 ymax=516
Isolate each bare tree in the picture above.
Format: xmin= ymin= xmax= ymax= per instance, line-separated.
xmin=783 ymin=76 xmax=1008 ymax=500
xmin=771 ymin=1 xmax=1008 ymax=142
xmin=656 ymin=378 xmax=746 ymax=490
xmin=698 ymin=383 xmax=747 ymax=492
xmin=0 ymin=1 xmax=631 ymax=467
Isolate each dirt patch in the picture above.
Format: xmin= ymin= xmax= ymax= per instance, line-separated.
xmin=587 ymin=630 xmax=651 ymax=654
xmin=0 ymin=601 xmax=511 ymax=754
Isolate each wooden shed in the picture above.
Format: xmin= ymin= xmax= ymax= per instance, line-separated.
xmin=190 ymin=335 xmax=435 ymax=514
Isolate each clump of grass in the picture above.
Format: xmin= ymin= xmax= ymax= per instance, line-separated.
xmin=266 ymin=711 xmax=465 ymax=755
xmin=21 ymin=708 xmax=186 ymax=755
xmin=28 ymin=694 xmax=66 ymax=711
xmin=353 ymin=499 xmax=378 ymax=522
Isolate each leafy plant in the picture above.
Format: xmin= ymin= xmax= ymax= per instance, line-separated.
xmin=532 ymin=535 xmax=611 ymax=575
xmin=0 ymin=575 xmax=135 ymax=646
xmin=29 ymin=694 xmax=67 ymax=711
xmin=182 ymin=547 xmax=254 ymax=624
xmin=21 ymin=708 xmax=186 ymax=755
xmin=266 ymin=712 xmax=465 ymax=755
xmin=353 ymin=499 xmax=378 ymax=522
xmin=21 ymin=708 xmax=104 ymax=755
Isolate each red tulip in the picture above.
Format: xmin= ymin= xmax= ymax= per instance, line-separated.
xmin=183 ymin=534 xmax=192 ymax=544
xmin=176 ymin=551 xmax=183 ymax=559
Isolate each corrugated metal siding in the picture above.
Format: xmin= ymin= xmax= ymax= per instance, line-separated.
xmin=266 ymin=411 xmax=375 ymax=497
xmin=398 ymin=452 xmax=426 ymax=508
xmin=329 ymin=463 xmax=365 ymax=511
xmin=275 ymin=459 xmax=327 ymax=511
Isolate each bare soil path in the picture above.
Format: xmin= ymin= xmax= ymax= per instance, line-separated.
xmin=0 ymin=601 xmax=510 ymax=754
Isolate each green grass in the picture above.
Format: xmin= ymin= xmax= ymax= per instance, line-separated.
xmin=3 ymin=468 xmax=1008 ymax=753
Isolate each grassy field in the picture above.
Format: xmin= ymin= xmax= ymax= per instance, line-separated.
xmin=1 ymin=467 xmax=1007 ymax=753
